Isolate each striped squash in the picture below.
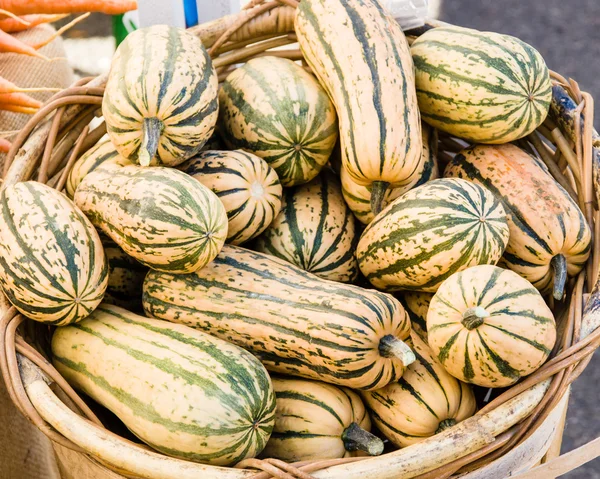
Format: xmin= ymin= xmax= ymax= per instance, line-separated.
xmin=66 ymin=137 xmax=130 ymax=199
xmin=295 ymin=0 xmax=423 ymax=214
xmin=143 ymin=245 xmax=415 ymax=390
xmin=179 ymin=150 xmax=282 ymax=246
xmin=262 ymin=377 xmax=383 ymax=461
xmin=103 ymin=25 xmax=218 ymax=167
xmin=357 ymin=178 xmax=510 ymax=292
xmin=0 ymin=182 xmax=107 ymax=325
xmin=398 ymin=292 xmax=433 ymax=341
xmin=253 ymin=170 xmax=358 ymax=283
xmin=427 ymin=265 xmax=556 ymax=388
xmin=51 ymin=304 xmax=276 ymax=465
xmin=74 ymin=165 xmax=227 ymax=273
xmin=362 ymin=333 xmax=476 ymax=447
xmin=444 ymin=143 xmax=591 ymax=300
xmin=218 ymin=56 xmax=338 ymax=187
xmin=101 ymin=235 xmax=147 ymax=312
xmin=411 ymin=26 xmax=551 ymax=144
xmin=341 ymin=123 xmax=439 ymax=224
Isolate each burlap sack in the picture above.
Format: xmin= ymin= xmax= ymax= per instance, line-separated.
xmin=0 ymin=24 xmax=73 ymax=479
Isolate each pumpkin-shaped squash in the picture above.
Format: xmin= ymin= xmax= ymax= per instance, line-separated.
xmin=262 ymin=377 xmax=383 ymax=461
xmin=362 ymin=333 xmax=476 ymax=447
xmin=427 ymin=265 xmax=557 ymax=388
xmin=341 ymin=123 xmax=439 ymax=224
xmin=103 ymin=25 xmax=218 ymax=167
xmin=411 ymin=26 xmax=551 ymax=144
xmin=253 ymin=169 xmax=358 ymax=283
xmin=398 ymin=292 xmax=433 ymax=341
xmin=0 ymin=182 xmax=108 ymax=325
xmin=66 ymin=137 xmax=130 ymax=199
xmin=179 ymin=150 xmax=282 ymax=246
xmin=444 ymin=143 xmax=591 ymax=300
xmin=357 ymin=178 xmax=510 ymax=292
xmin=75 ymin=165 xmax=228 ymax=273
xmin=218 ymin=56 xmax=338 ymax=187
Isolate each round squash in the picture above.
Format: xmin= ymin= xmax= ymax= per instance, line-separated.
xmin=427 ymin=265 xmax=557 ymax=388
xmin=398 ymin=292 xmax=433 ymax=341
xmin=444 ymin=143 xmax=591 ymax=300
xmin=262 ymin=377 xmax=383 ymax=461
xmin=411 ymin=26 xmax=551 ymax=144
xmin=253 ymin=169 xmax=358 ymax=283
xmin=218 ymin=56 xmax=338 ymax=187
xmin=341 ymin=123 xmax=439 ymax=225
xmin=103 ymin=25 xmax=218 ymax=167
xmin=356 ymin=178 xmax=510 ymax=292
xmin=362 ymin=333 xmax=476 ymax=447
xmin=0 ymin=182 xmax=108 ymax=325
xmin=179 ymin=150 xmax=282 ymax=246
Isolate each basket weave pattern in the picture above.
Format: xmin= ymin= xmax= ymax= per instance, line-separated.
xmin=1 ymin=2 xmax=600 ymax=478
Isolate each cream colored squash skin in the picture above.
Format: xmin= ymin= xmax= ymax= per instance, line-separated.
xmin=427 ymin=265 xmax=557 ymax=388
xmin=362 ymin=333 xmax=476 ymax=447
xmin=262 ymin=377 xmax=383 ymax=461
xmin=398 ymin=292 xmax=433 ymax=341
xmin=444 ymin=143 xmax=591 ymax=300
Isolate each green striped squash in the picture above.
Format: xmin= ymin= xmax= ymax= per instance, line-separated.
xmin=427 ymin=265 xmax=556 ymax=388
xmin=51 ymin=304 xmax=275 ymax=465
xmin=101 ymin=235 xmax=147 ymax=312
xmin=411 ymin=26 xmax=551 ymax=144
xmin=253 ymin=170 xmax=358 ymax=283
xmin=74 ymin=165 xmax=227 ymax=273
xmin=398 ymin=292 xmax=433 ymax=341
xmin=295 ymin=0 xmax=423 ymax=214
xmin=362 ymin=332 xmax=476 ymax=448
xmin=143 ymin=245 xmax=415 ymax=391
xmin=262 ymin=377 xmax=383 ymax=461
xmin=444 ymin=143 xmax=591 ymax=300
xmin=218 ymin=56 xmax=338 ymax=187
xmin=341 ymin=123 xmax=439 ymax=224
xmin=179 ymin=150 xmax=282 ymax=246
xmin=103 ymin=25 xmax=218 ymax=167
xmin=0 ymin=182 xmax=108 ymax=325
xmin=356 ymin=178 xmax=510 ymax=292
xmin=66 ymin=137 xmax=130 ymax=199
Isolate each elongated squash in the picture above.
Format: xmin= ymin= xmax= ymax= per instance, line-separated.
xmin=444 ymin=143 xmax=591 ymax=299
xmin=66 ymin=137 xmax=130 ymax=199
xmin=103 ymin=25 xmax=218 ymax=167
xmin=341 ymin=123 xmax=439 ymax=224
xmin=398 ymin=292 xmax=433 ymax=341
xmin=357 ymin=178 xmax=510 ymax=292
xmin=362 ymin=333 xmax=476 ymax=447
xmin=143 ymin=245 xmax=415 ymax=390
xmin=74 ymin=165 xmax=227 ymax=273
xmin=411 ymin=26 xmax=551 ymax=144
xmin=51 ymin=304 xmax=276 ymax=465
xmin=179 ymin=150 xmax=282 ymax=245
xmin=253 ymin=170 xmax=358 ymax=283
xmin=295 ymin=0 xmax=423 ymax=214
xmin=427 ymin=265 xmax=556 ymax=388
xmin=262 ymin=377 xmax=383 ymax=461
xmin=219 ymin=56 xmax=338 ymax=187
xmin=0 ymin=182 xmax=107 ymax=325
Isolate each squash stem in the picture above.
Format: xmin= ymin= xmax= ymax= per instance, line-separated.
xmin=139 ymin=117 xmax=163 ymax=167
xmin=435 ymin=418 xmax=457 ymax=434
xmin=341 ymin=422 xmax=384 ymax=456
xmin=378 ymin=335 xmax=416 ymax=367
xmin=461 ymin=306 xmax=489 ymax=330
xmin=370 ymin=181 xmax=389 ymax=216
xmin=551 ymin=254 xmax=567 ymax=301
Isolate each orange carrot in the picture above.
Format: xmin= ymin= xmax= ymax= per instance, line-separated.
xmin=0 ymin=76 xmax=59 ymax=94
xmin=29 ymin=13 xmax=90 ymax=49
xmin=0 ymin=92 xmax=42 ymax=108
xmin=0 ymin=8 xmax=29 ymax=24
xmin=0 ymin=14 xmax=66 ymax=33
xmin=0 ymin=28 xmax=48 ymax=59
xmin=0 ymin=138 xmax=11 ymax=153
xmin=0 ymin=1 xmax=137 ymax=15
xmin=0 ymin=103 xmax=38 ymax=114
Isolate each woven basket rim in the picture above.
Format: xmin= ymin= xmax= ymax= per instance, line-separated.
xmin=1 ymin=2 xmax=600 ymax=478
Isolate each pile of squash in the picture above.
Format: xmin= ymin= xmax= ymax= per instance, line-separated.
xmin=0 ymin=0 xmax=590 ymax=467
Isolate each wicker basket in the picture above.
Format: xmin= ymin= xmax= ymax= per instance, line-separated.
xmin=2 ymin=2 xmax=600 ymax=478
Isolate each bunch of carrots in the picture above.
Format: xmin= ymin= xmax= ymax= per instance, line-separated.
xmin=0 ymin=0 xmax=137 ymax=152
